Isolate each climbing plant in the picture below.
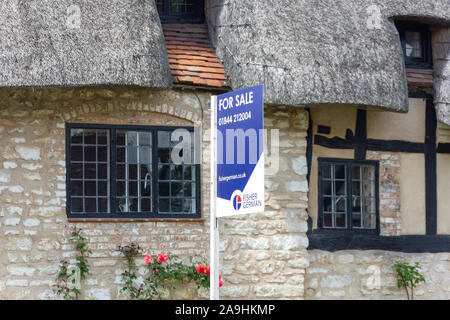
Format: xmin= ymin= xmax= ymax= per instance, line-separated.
xmin=55 ymin=227 xmax=92 ymax=300
xmin=119 ymin=243 xmax=221 ymax=300
xmin=394 ymin=261 xmax=425 ymax=300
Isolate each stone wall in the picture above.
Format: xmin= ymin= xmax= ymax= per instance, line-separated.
xmin=306 ymin=250 xmax=450 ymax=300
xmin=0 ymin=87 xmax=310 ymax=300
xmin=219 ymin=106 xmax=310 ymax=299
xmin=0 ymin=87 xmax=210 ymax=300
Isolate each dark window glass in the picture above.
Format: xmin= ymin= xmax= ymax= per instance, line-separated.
xmin=156 ymin=0 xmax=204 ymax=24
xmin=319 ymin=159 xmax=378 ymax=231
xmin=396 ymin=22 xmax=432 ymax=68
xmin=67 ymin=125 xmax=199 ymax=218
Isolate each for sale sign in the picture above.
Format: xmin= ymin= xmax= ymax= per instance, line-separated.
xmin=215 ymin=84 xmax=264 ymax=217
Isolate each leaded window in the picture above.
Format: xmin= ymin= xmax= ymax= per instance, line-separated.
xmin=396 ymin=22 xmax=432 ymax=69
xmin=66 ymin=124 xmax=200 ymax=219
xmin=318 ymin=159 xmax=379 ymax=231
xmin=156 ymin=0 xmax=204 ymax=23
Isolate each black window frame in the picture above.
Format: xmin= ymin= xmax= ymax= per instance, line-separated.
xmin=156 ymin=0 xmax=205 ymax=24
xmin=318 ymin=158 xmax=380 ymax=234
xmin=65 ymin=123 xmax=201 ymax=220
xmin=396 ymin=21 xmax=432 ymax=69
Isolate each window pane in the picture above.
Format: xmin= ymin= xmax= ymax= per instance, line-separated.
xmin=71 ymin=163 xmax=83 ymax=179
xmin=139 ymin=132 xmax=152 ymax=147
xmin=117 ymin=132 xmax=126 ymax=146
xmin=98 ymin=146 xmax=108 ymax=162
xmin=117 ymin=164 xmax=125 ymax=179
xmin=158 ymin=131 xmax=170 ymax=148
xmin=405 ymin=31 xmax=422 ymax=58
xmin=323 ymin=213 xmax=333 ymax=228
xmin=159 ymin=165 xmax=170 ymax=180
xmin=322 ymin=164 xmax=332 ymax=179
xmin=141 ymin=198 xmax=152 ymax=212
xmin=352 ymin=213 xmax=362 ymax=228
xmin=158 ymin=148 xmax=170 ymax=163
xmin=159 ymin=182 xmax=169 ymax=196
xmin=141 ymin=182 xmax=151 ymax=197
xmin=335 ymin=214 xmax=346 ymax=228
xmin=159 ymin=198 xmax=170 ymax=212
xmin=335 ymin=165 xmax=346 ymax=180
xmin=117 ymin=147 xmax=126 ymax=163
xmin=171 ymin=165 xmax=183 ymax=180
xmin=98 ymin=198 xmax=109 ymax=213
xmin=322 ymin=181 xmax=332 ymax=195
xmin=351 ymin=164 xmax=377 ymax=230
xmin=323 ymin=196 xmax=332 ymax=212
xmin=71 ymin=198 xmax=83 ymax=213
xmin=171 ymin=182 xmax=183 ymax=197
xmin=184 ymin=166 xmax=194 ymax=180
xmin=84 ymin=163 xmax=96 ymax=179
xmin=115 ymin=131 xmax=153 ymax=214
xmin=171 ymin=199 xmax=183 ymax=212
xmin=85 ymin=198 xmax=96 ymax=213
xmin=71 ymin=129 xmax=83 ymax=144
xmin=336 ymin=197 xmax=346 ymax=212
xmin=183 ymin=183 xmax=193 ymax=197
xmin=70 ymin=146 xmax=83 ymax=161
xmin=157 ymin=129 xmax=197 ymax=214
xmin=320 ymin=162 xmax=348 ymax=229
xmin=98 ymin=131 xmax=108 ymax=145
xmin=98 ymin=181 xmax=108 ymax=196
xmin=84 ymin=181 xmax=96 ymax=196
xmin=84 ymin=130 xmax=96 ymax=145
xmin=84 ymin=146 xmax=96 ymax=162
xmin=98 ymin=164 xmax=108 ymax=180
xmin=71 ymin=181 xmax=83 ymax=196
xmin=335 ymin=180 xmax=346 ymax=195
xmin=362 ymin=166 xmax=375 ymax=181
xmin=68 ymin=128 xmax=111 ymax=215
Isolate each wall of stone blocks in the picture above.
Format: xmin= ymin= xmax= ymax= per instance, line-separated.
xmin=218 ymin=106 xmax=310 ymax=299
xmin=0 ymin=87 xmax=310 ymax=300
xmin=306 ymin=250 xmax=450 ymax=300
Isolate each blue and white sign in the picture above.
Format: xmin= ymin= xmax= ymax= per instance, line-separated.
xmin=215 ymin=85 xmax=264 ymax=217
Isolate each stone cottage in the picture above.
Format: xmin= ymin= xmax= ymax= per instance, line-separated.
xmin=0 ymin=0 xmax=449 ymax=300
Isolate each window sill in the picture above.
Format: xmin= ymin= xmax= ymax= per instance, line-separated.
xmin=68 ymin=218 xmax=205 ymax=223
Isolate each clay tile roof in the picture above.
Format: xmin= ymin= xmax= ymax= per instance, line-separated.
xmin=162 ymin=24 xmax=229 ymax=89
xmin=406 ymin=68 xmax=434 ymax=87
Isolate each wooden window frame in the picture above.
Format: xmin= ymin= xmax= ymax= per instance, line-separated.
xmin=156 ymin=0 xmax=205 ymax=24
xmin=65 ymin=123 xmax=201 ymax=220
xmin=396 ymin=21 xmax=432 ymax=69
xmin=318 ymin=158 xmax=380 ymax=234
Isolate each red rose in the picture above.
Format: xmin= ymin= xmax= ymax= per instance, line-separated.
xmin=144 ymin=255 xmax=152 ymax=264
xmin=196 ymin=264 xmax=205 ymax=273
xmin=157 ymin=254 xmax=169 ymax=263
xmin=219 ymin=275 xmax=223 ymax=288
xmin=206 ymin=265 xmax=210 ymax=275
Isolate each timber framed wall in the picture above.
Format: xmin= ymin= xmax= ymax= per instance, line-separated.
xmin=307 ymin=97 xmax=450 ymax=252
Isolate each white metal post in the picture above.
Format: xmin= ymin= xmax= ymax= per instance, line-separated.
xmin=210 ymin=96 xmax=220 ymax=300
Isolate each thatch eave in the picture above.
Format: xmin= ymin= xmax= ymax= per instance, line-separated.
xmin=0 ymin=0 xmax=173 ymax=89
xmin=206 ymin=0 xmax=450 ymax=117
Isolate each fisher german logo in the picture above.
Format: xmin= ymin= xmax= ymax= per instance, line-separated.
xmin=233 ymin=192 xmax=243 ymax=211
xmin=231 ymin=190 xmax=263 ymax=212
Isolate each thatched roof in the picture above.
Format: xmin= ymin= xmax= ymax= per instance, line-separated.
xmin=206 ymin=0 xmax=450 ymax=114
xmin=0 ymin=0 xmax=172 ymax=88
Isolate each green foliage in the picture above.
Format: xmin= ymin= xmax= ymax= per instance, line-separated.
xmin=394 ymin=261 xmax=425 ymax=300
xmin=119 ymin=243 xmax=210 ymax=300
xmin=56 ymin=227 xmax=92 ymax=300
